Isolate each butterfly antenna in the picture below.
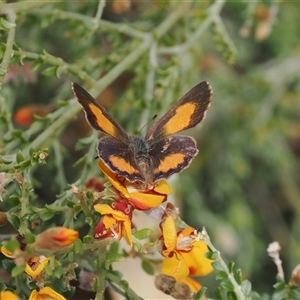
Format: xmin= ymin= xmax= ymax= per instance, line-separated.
xmin=138 ymin=114 xmax=157 ymax=134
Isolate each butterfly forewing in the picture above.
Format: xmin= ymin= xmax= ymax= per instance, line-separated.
xmin=145 ymin=81 xmax=213 ymax=142
xmin=72 ymin=82 xmax=129 ymax=143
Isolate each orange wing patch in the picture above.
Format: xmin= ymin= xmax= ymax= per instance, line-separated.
xmin=156 ymin=153 xmax=186 ymax=173
xmin=163 ymin=103 xmax=196 ymax=135
xmin=88 ymin=102 xmax=119 ymax=139
xmin=109 ymin=155 xmax=140 ymax=176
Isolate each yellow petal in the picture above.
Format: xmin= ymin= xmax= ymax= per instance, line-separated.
xmin=98 ymin=160 xmax=130 ymax=197
xmin=162 ymin=255 xmax=189 ymax=279
xmin=178 ymin=277 xmax=202 ymax=292
xmin=181 ymin=240 xmax=213 ymax=276
xmin=94 ymin=204 xmax=128 ymax=221
xmin=29 ymin=287 xmax=66 ymax=300
xmin=0 ymin=291 xmax=20 ymax=300
xmin=122 ymin=219 xmax=133 ymax=247
xmin=102 ymin=215 xmax=117 ymax=228
xmin=154 ymin=180 xmax=173 ymax=195
xmin=1 ymin=245 xmax=13 ymax=258
xmin=25 ymin=256 xmax=50 ymax=279
xmin=129 ymin=191 xmax=166 ymax=210
xmin=161 ymin=216 xmax=177 ymax=256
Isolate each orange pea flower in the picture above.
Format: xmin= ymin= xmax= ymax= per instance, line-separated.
xmin=98 ymin=160 xmax=172 ymax=210
xmin=94 ymin=198 xmax=133 ymax=246
xmin=29 ymin=287 xmax=66 ymax=300
xmin=1 ymin=246 xmax=49 ymax=279
xmin=159 ymin=216 xmax=213 ymax=292
xmin=35 ymin=227 xmax=79 ymax=250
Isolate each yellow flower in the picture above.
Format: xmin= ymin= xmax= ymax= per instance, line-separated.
xmin=25 ymin=255 xmax=50 ymax=279
xmin=29 ymin=287 xmax=66 ymax=300
xmin=1 ymin=245 xmax=14 ymax=258
xmin=1 ymin=246 xmax=49 ymax=279
xmin=35 ymin=227 xmax=79 ymax=250
xmin=98 ymin=160 xmax=172 ymax=210
xmin=159 ymin=216 xmax=213 ymax=292
xmin=94 ymin=199 xmax=133 ymax=246
xmin=0 ymin=291 xmax=20 ymax=300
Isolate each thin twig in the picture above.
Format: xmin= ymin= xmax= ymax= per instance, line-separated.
xmin=94 ymin=0 xmax=106 ymax=21
xmin=0 ymin=11 xmax=16 ymax=87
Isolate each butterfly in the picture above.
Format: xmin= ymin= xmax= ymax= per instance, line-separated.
xmin=72 ymin=81 xmax=213 ymax=188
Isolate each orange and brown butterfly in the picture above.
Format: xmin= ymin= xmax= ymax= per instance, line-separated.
xmin=72 ymin=81 xmax=213 ymax=188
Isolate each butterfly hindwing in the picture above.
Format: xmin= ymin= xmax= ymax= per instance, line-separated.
xmin=72 ymin=82 xmax=129 ymax=142
xmin=98 ymin=136 xmax=144 ymax=183
xmin=145 ymin=81 xmax=212 ymax=142
xmin=149 ymin=135 xmax=198 ymax=182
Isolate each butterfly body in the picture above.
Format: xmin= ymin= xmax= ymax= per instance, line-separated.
xmin=72 ymin=81 xmax=213 ymax=188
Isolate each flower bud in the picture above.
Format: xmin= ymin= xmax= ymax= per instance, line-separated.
xmin=291 ymin=264 xmax=300 ymax=285
xmin=35 ymin=227 xmax=79 ymax=250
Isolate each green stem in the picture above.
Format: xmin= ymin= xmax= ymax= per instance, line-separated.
xmin=159 ymin=0 xmax=225 ymax=54
xmin=13 ymin=49 xmax=97 ymax=87
xmin=0 ymin=11 xmax=16 ymax=87
xmin=0 ymin=0 xmax=55 ymax=15
xmin=53 ymin=140 xmax=67 ymax=192
xmin=203 ymin=228 xmax=247 ymax=300
xmin=138 ymin=43 xmax=158 ymax=129
xmin=18 ymin=171 xmax=33 ymax=234
xmin=31 ymin=8 xmax=146 ymax=39
xmin=79 ymin=131 xmax=99 ymax=186
xmin=94 ymin=0 xmax=106 ymax=21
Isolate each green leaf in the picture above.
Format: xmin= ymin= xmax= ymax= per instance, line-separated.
xmin=18 ymin=160 xmax=31 ymax=169
xmin=42 ymin=66 xmax=57 ymax=77
xmin=0 ymin=281 xmax=7 ymax=291
xmin=52 ymin=276 xmax=69 ymax=294
xmin=227 ymin=291 xmax=238 ymax=300
xmin=272 ymin=290 xmax=287 ymax=300
xmin=73 ymin=238 xmax=83 ymax=254
xmin=289 ymin=287 xmax=300 ymax=299
xmin=0 ymin=17 xmax=16 ymax=30
xmin=24 ymin=231 xmax=35 ymax=244
xmin=212 ymin=260 xmax=224 ymax=272
xmin=195 ymin=286 xmax=207 ymax=300
xmin=228 ymin=261 xmax=235 ymax=273
xmin=205 ymin=251 xmax=219 ymax=260
xmin=55 ymin=65 xmax=65 ymax=78
xmin=134 ymin=228 xmax=153 ymax=240
xmin=273 ymin=281 xmax=286 ymax=291
xmin=106 ymin=252 xmax=125 ymax=264
xmin=16 ymin=151 xmax=25 ymax=163
xmin=141 ymin=260 xmax=154 ymax=275
xmin=109 ymin=241 xmax=119 ymax=253
xmin=39 ymin=210 xmax=54 ymax=221
xmin=7 ymin=214 xmax=20 ymax=230
xmin=83 ymin=235 xmax=92 ymax=243
xmin=31 ymin=59 xmax=43 ymax=71
xmin=220 ymin=279 xmax=234 ymax=291
xmin=11 ymin=265 xmax=26 ymax=277
xmin=234 ymin=268 xmax=242 ymax=285
xmin=1 ymin=259 xmax=16 ymax=273
xmin=215 ymin=287 xmax=223 ymax=300
xmin=216 ymin=270 xmax=228 ymax=280
xmin=241 ymin=280 xmax=252 ymax=296
xmin=68 ymin=251 xmax=74 ymax=261
xmin=73 ymin=155 xmax=88 ymax=168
